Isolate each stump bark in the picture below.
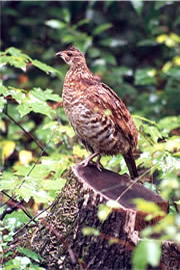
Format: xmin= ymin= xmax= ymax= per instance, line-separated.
xmin=13 ymin=164 xmax=180 ymax=270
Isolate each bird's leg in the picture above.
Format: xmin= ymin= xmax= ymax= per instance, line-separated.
xmin=80 ymin=152 xmax=103 ymax=171
xmin=95 ymin=154 xmax=103 ymax=171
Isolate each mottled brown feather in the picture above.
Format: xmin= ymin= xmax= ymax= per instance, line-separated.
xmin=57 ymin=46 xmax=138 ymax=178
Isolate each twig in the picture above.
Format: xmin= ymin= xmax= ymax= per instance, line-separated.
xmin=13 ymin=203 xmax=53 ymax=237
xmin=115 ymin=167 xmax=152 ymax=202
xmin=0 ymin=191 xmax=35 ymax=222
xmin=18 ymin=131 xmax=56 ymax=189
xmin=4 ymin=110 xmax=48 ymax=156
xmin=138 ymin=127 xmax=154 ymax=146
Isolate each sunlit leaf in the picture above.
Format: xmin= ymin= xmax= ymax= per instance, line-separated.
xmin=43 ymin=178 xmax=66 ymax=191
xmin=158 ymin=116 xmax=180 ymax=132
xmin=17 ymin=88 xmax=59 ymax=118
xmin=62 ymin=8 xmax=70 ymax=23
xmin=73 ymin=145 xmax=88 ymax=158
xmin=19 ymin=150 xmax=33 ymax=165
xmin=133 ymin=199 xmax=165 ymax=218
xmin=131 ymin=0 xmax=143 ymax=15
xmin=32 ymin=88 xmax=61 ymax=102
xmin=1 ymin=140 xmax=16 ymax=164
xmin=132 ymin=240 xmax=161 ymax=270
xmin=31 ymin=59 xmax=62 ymax=76
xmin=135 ymin=68 xmax=156 ymax=85
xmin=0 ymin=172 xmax=18 ymax=190
xmin=18 ymin=247 xmax=42 ymax=263
xmin=98 ymin=204 xmax=112 ymax=221
xmin=0 ymin=96 xmax=7 ymax=113
xmin=7 ymin=87 xmax=26 ymax=103
xmin=0 ymin=80 xmax=8 ymax=95
xmin=93 ymin=23 xmax=112 ymax=36
xmin=82 ymin=227 xmax=100 ymax=236
xmin=45 ymin=19 xmax=66 ymax=29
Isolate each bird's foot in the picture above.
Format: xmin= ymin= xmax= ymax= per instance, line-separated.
xmin=94 ymin=160 xmax=104 ymax=172
xmin=79 ymin=159 xmax=90 ymax=167
xmin=79 ymin=152 xmax=103 ymax=171
xmin=93 ymin=155 xmax=104 ymax=171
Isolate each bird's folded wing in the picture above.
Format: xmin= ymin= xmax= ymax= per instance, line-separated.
xmin=87 ymin=82 xmax=138 ymax=148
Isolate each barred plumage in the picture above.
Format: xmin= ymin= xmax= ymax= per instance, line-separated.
xmin=56 ymin=46 xmax=138 ymax=178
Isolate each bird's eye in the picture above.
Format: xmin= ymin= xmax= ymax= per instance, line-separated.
xmin=67 ymin=52 xmax=73 ymax=57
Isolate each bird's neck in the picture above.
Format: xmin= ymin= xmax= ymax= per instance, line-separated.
xmin=65 ymin=62 xmax=93 ymax=84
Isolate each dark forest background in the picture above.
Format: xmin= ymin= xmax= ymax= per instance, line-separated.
xmin=0 ymin=1 xmax=180 ymax=269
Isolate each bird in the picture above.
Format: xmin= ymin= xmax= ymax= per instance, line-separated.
xmin=56 ymin=46 xmax=138 ymax=179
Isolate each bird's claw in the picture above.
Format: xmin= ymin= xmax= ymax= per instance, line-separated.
xmin=79 ymin=159 xmax=103 ymax=172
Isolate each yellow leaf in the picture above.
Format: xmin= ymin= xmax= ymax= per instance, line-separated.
xmin=0 ymin=120 xmax=6 ymax=132
xmin=153 ymin=143 xmax=165 ymax=152
xmin=162 ymin=61 xmax=172 ymax=73
xmin=134 ymin=198 xmax=165 ymax=217
xmin=147 ymin=69 xmax=156 ymax=77
xmin=173 ymin=56 xmax=180 ymax=66
xmin=19 ymin=150 xmax=33 ymax=165
xmin=156 ymin=34 xmax=167 ymax=44
xmin=165 ymin=37 xmax=176 ymax=47
xmin=2 ymin=140 xmax=15 ymax=164
xmin=169 ymin=33 xmax=180 ymax=43
xmin=73 ymin=145 xmax=88 ymax=158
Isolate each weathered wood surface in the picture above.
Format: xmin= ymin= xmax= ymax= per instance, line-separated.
xmin=73 ymin=164 xmax=169 ymax=231
xmin=11 ymin=164 xmax=180 ymax=270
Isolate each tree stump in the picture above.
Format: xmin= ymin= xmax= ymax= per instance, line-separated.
xmin=12 ymin=164 xmax=180 ymax=269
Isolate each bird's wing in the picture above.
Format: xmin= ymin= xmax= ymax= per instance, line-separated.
xmin=87 ymin=82 xmax=138 ymax=148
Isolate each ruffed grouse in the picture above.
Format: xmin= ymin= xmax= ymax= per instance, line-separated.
xmin=56 ymin=46 xmax=138 ymax=179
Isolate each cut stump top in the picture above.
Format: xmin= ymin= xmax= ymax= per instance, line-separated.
xmin=72 ymin=164 xmax=169 ymax=214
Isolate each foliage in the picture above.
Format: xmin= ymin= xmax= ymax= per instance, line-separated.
xmin=132 ymin=239 xmax=161 ymax=270
xmin=0 ymin=1 xmax=180 ymax=269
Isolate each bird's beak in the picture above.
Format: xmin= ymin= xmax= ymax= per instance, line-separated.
xmin=56 ymin=51 xmax=62 ymax=57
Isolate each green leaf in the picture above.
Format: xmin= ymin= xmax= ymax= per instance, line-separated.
xmin=1 ymin=140 xmax=16 ymax=164
xmin=18 ymin=247 xmax=42 ymax=263
xmin=155 ymin=1 xmax=171 ymax=10
xmin=0 ymin=80 xmax=8 ymax=95
xmin=93 ymin=23 xmax=112 ymax=36
xmin=135 ymin=68 xmax=156 ymax=85
xmin=0 ymin=55 xmax=28 ymax=71
xmin=137 ymin=39 xmax=157 ymax=46
xmin=131 ymin=0 xmax=143 ymax=15
xmin=32 ymin=88 xmax=61 ymax=102
xmin=166 ymin=67 xmax=180 ymax=78
xmin=82 ymin=227 xmax=100 ymax=236
xmin=142 ymin=124 xmax=163 ymax=143
xmin=165 ymin=136 xmax=180 ymax=152
xmin=1 ymin=47 xmax=32 ymax=71
xmin=30 ymin=101 xmax=53 ymax=118
xmin=102 ymin=52 xmax=116 ymax=65
xmin=0 ymin=172 xmax=18 ymax=191
xmin=0 ymin=96 xmax=7 ymax=113
xmin=132 ymin=240 xmax=161 ymax=270
xmin=17 ymin=102 xmax=32 ymax=117
xmin=144 ymin=182 xmax=158 ymax=193
xmin=16 ymin=88 xmax=59 ymax=118
xmin=98 ymin=204 xmax=112 ymax=221
xmin=62 ymin=8 xmax=70 ymax=23
xmin=133 ymin=199 xmax=165 ymax=218
xmin=5 ymin=47 xmax=26 ymax=57
xmin=74 ymin=19 xmax=89 ymax=29
xmin=43 ymin=178 xmax=66 ymax=191
xmin=7 ymin=87 xmax=26 ymax=103
xmin=31 ymin=59 xmax=62 ymax=76
xmin=158 ymin=116 xmax=180 ymax=133
xmin=45 ymin=19 xmax=66 ymax=29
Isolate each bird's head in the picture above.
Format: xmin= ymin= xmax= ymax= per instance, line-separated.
xmin=56 ymin=46 xmax=85 ymax=66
